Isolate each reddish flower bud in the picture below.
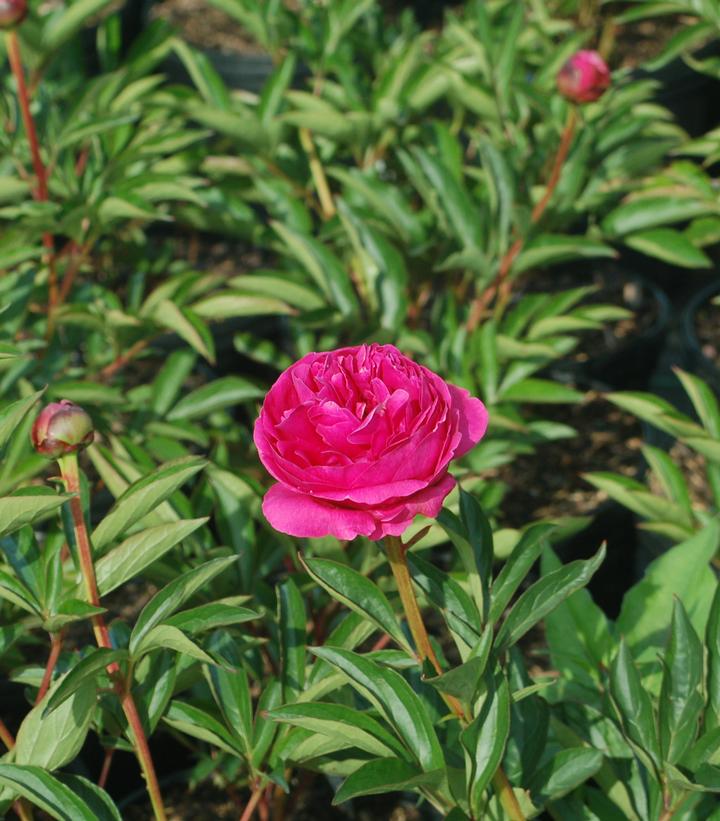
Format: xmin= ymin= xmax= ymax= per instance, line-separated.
xmin=557 ymin=50 xmax=611 ymax=104
xmin=0 ymin=0 xmax=27 ymax=29
xmin=31 ymin=400 xmax=94 ymax=459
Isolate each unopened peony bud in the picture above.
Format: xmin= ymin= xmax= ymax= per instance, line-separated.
xmin=557 ymin=50 xmax=610 ymax=104
xmin=31 ymin=400 xmax=94 ymax=459
xmin=0 ymin=0 xmax=27 ymax=29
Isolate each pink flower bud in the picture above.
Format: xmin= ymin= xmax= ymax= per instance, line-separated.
xmin=31 ymin=400 xmax=94 ymax=459
xmin=557 ymin=50 xmax=611 ymax=104
xmin=0 ymin=0 xmax=27 ymax=29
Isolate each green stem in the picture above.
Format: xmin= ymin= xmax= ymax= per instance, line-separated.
xmin=384 ymin=535 xmax=526 ymax=821
xmin=58 ymin=453 xmax=167 ymax=821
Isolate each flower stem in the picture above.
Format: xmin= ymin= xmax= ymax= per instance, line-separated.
xmin=384 ymin=535 xmax=525 ymax=821
xmin=0 ymin=722 xmax=34 ymax=821
xmin=57 ymin=453 xmax=167 ymax=821
xmin=35 ymin=631 xmax=63 ymax=705
xmin=5 ymin=30 xmax=58 ymax=320
xmin=466 ymin=106 xmax=578 ymax=331
xmin=239 ymin=781 xmax=265 ymax=821
xmin=0 ymin=718 xmax=15 ymax=752
xmin=298 ymin=126 xmax=336 ymax=219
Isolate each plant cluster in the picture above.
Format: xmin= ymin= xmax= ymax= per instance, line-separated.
xmin=0 ymin=0 xmax=719 ymax=819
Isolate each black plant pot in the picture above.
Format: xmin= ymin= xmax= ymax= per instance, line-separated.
xmin=549 ymin=271 xmax=671 ymax=392
xmin=636 ymin=40 xmax=720 ymax=136
xmin=681 ymin=280 xmax=720 ymax=393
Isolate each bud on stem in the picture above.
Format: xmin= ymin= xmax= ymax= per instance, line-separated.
xmin=0 ymin=0 xmax=26 ymax=29
xmin=31 ymin=400 xmax=94 ymax=459
xmin=557 ymin=49 xmax=611 ymax=104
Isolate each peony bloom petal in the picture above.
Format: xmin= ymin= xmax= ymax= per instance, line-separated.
xmin=447 ymin=383 xmax=489 ymax=458
xmin=262 ymin=484 xmax=377 ymax=540
xmin=254 ymin=343 xmax=489 ymax=542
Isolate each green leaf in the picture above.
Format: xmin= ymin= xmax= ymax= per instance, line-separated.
xmin=602 ymin=197 xmax=715 ymax=237
xmin=424 ymin=650 xmax=490 ymax=702
xmin=205 ymin=635 xmax=253 ymax=755
xmin=310 ymin=647 xmax=444 ymax=772
xmin=134 ymin=624 xmax=215 ymax=665
xmin=300 ymin=556 xmax=411 ymax=654
xmin=514 ymin=235 xmax=616 ymax=274
xmin=95 ymin=519 xmax=208 ymax=596
xmin=278 ymin=577 xmax=306 ymax=699
xmin=16 ymin=679 xmax=96 ymax=770
xmin=659 ymin=599 xmax=704 ymax=765
xmin=624 ymin=228 xmax=711 ymax=269
xmin=167 ymin=377 xmax=263 ymax=421
xmin=407 ymin=552 xmax=482 ymax=649
xmin=165 ymin=601 xmax=256 ymax=634
xmin=43 ymin=0 xmax=116 ymax=51
xmin=130 ymin=557 xmax=237 ymax=654
xmin=489 ymin=523 xmax=555 ymax=624
xmin=675 ymin=368 xmax=720 ymax=438
xmin=0 ymin=493 xmax=71 ymax=540
xmin=706 ymin=585 xmax=720 ymax=731
xmin=43 ymin=599 xmax=106 ymax=632
xmin=609 ymin=640 xmax=661 ymax=773
xmin=152 ymin=299 xmax=215 ymax=364
xmin=0 ymin=765 xmax=115 ymax=821
xmin=0 ymin=390 xmax=44 ymax=451
xmin=271 ymin=703 xmax=407 ymax=759
xmin=495 ymin=545 xmax=605 ymax=651
xmin=55 ymin=775 xmax=121 ymax=821
xmin=192 ymin=292 xmax=294 ymax=319
xmin=617 ymin=522 xmax=719 ymax=666
xmin=501 ymin=378 xmax=584 ymax=404
xmin=529 ymin=748 xmax=604 ymax=804
xmin=461 ymin=672 xmax=511 ymax=813
xmin=163 ymin=700 xmax=242 ymax=756
xmin=92 ymin=456 xmax=206 ymax=550
xmin=271 ymin=221 xmax=357 ymax=317
xmin=44 ymin=649 xmax=126 ymax=716
xmin=333 ymin=759 xmax=444 ymax=804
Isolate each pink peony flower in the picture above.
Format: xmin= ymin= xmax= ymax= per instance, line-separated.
xmin=31 ymin=400 xmax=94 ymax=459
xmin=254 ymin=344 xmax=488 ymax=541
xmin=557 ymin=50 xmax=611 ymax=104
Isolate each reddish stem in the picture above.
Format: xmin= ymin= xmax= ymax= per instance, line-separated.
xmin=467 ymin=106 xmax=578 ymax=331
xmin=239 ymin=782 xmax=264 ymax=821
xmin=58 ymin=453 xmax=167 ymax=821
xmin=0 ymin=718 xmax=15 ymax=751
xmin=35 ymin=631 xmax=63 ymax=705
xmin=99 ymin=338 xmax=151 ymax=380
xmin=98 ymin=746 xmax=115 ymax=790
xmin=5 ymin=30 xmax=58 ymax=315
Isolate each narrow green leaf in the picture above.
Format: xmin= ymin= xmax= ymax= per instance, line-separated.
xmin=625 ymin=228 xmax=711 ymax=269
xmin=92 ymin=456 xmax=206 ymax=550
xmin=0 ymin=493 xmax=71 ymax=540
xmin=310 ymin=647 xmax=444 ymax=772
xmin=95 ymin=518 xmax=208 ymax=596
xmin=659 ymin=599 xmax=704 ymax=764
xmin=278 ymin=577 xmax=306 ymax=699
xmin=461 ymin=672 xmax=511 ymax=814
xmin=271 ymin=702 xmax=407 ymax=759
xmin=44 ymin=649 xmax=126 ymax=716
xmin=489 ymin=523 xmax=555 ymax=624
xmin=0 ymin=390 xmax=44 ymax=451
xmin=333 ymin=759 xmax=444 ymax=805
xmin=0 ymin=765 xmax=112 ymax=821
xmin=167 ymin=377 xmax=263 ymax=421
xmin=496 ymin=545 xmax=605 ymax=651
xmin=301 ymin=556 xmax=411 ymax=654
xmin=609 ymin=640 xmax=661 ymax=773
xmin=130 ymin=557 xmax=237 ymax=654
